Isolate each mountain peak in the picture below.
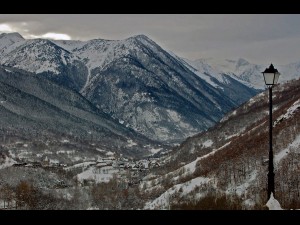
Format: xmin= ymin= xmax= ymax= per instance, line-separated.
xmin=127 ymin=34 xmax=154 ymax=43
xmin=0 ymin=32 xmax=24 ymax=40
xmin=131 ymin=34 xmax=149 ymax=39
xmin=0 ymin=32 xmax=25 ymax=51
xmin=236 ymin=58 xmax=250 ymax=67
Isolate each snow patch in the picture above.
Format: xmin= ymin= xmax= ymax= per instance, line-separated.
xmin=231 ymin=170 xmax=257 ymax=196
xmin=274 ymin=99 xmax=300 ymax=127
xmin=49 ymin=159 xmax=59 ymax=164
xmin=95 ymin=148 xmax=106 ymax=153
xmin=247 ymin=97 xmax=256 ymax=107
xmin=150 ymin=148 xmax=163 ymax=155
xmin=166 ymin=109 xmax=181 ymax=123
xmin=105 ymin=151 xmax=115 ymax=156
xmin=77 ymin=166 xmax=119 ymax=184
xmin=184 ymin=157 xmax=201 ymax=174
xmin=225 ymin=133 xmax=239 ymax=140
xmin=266 ymin=193 xmax=283 ymax=210
xmin=202 ymin=139 xmax=213 ymax=147
xmin=127 ymin=139 xmax=137 ymax=147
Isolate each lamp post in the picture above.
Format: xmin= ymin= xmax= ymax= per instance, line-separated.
xmin=262 ymin=63 xmax=280 ymax=200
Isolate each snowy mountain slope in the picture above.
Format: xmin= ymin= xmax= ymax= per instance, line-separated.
xmin=181 ymin=57 xmax=254 ymax=89
xmin=0 ymin=32 xmax=262 ymax=144
xmin=1 ymin=32 xmax=296 ymax=144
xmin=0 ymin=32 xmax=25 ymax=54
xmin=187 ymin=57 xmax=300 ymax=91
xmin=52 ymin=40 xmax=87 ymax=52
xmin=0 ymin=66 xmax=161 ymax=158
xmin=141 ymin=78 xmax=300 ymax=209
xmin=278 ymin=61 xmax=300 ymax=84
xmin=195 ymin=58 xmax=265 ymax=90
xmin=73 ymin=35 xmax=245 ymax=143
xmin=13 ymin=34 xmax=258 ymax=143
xmin=0 ymin=34 xmax=88 ymax=92
xmin=173 ymin=55 xmax=260 ymax=105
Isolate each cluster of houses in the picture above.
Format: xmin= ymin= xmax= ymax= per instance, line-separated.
xmin=73 ymin=155 xmax=162 ymax=186
xmin=94 ymin=156 xmax=161 ymax=173
xmin=12 ymin=154 xmax=160 ymax=171
xmin=9 ymin=144 xmax=163 ymax=187
xmin=13 ymin=156 xmax=67 ymax=168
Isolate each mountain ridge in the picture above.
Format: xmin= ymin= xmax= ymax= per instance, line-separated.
xmin=0 ymin=32 xmax=298 ymax=144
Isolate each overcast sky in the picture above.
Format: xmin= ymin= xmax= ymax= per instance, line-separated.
xmin=0 ymin=14 xmax=300 ymax=65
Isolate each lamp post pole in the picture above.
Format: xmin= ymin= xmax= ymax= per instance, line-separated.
xmin=268 ymin=86 xmax=275 ymax=199
xmin=262 ymin=63 xmax=280 ymax=200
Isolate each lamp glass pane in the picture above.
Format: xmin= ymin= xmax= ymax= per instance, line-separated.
xmin=274 ymin=72 xmax=280 ymax=84
xmin=263 ymin=72 xmax=275 ymax=85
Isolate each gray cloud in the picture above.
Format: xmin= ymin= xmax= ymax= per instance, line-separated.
xmin=0 ymin=14 xmax=300 ymax=65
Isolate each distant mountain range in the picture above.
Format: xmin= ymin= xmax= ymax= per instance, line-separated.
xmin=0 ymin=32 xmax=299 ymax=154
xmin=183 ymin=57 xmax=300 ymax=90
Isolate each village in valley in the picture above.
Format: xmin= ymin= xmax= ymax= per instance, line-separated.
xmin=7 ymin=140 xmax=165 ymax=189
xmin=0 ymin=136 xmax=172 ymax=210
xmin=66 ymin=152 xmax=163 ymax=187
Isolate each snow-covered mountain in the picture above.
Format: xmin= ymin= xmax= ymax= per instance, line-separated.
xmin=0 ymin=32 xmax=25 ymax=54
xmin=278 ymin=61 xmax=300 ymax=83
xmin=184 ymin=57 xmax=300 ymax=90
xmin=0 ymin=36 xmax=87 ymax=92
xmin=141 ymin=78 xmax=300 ymax=209
xmin=170 ymin=53 xmax=259 ymax=105
xmin=64 ymin=35 xmax=259 ymax=143
xmin=0 ymin=32 xmax=255 ymax=143
xmin=196 ymin=57 xmax=265 ymax=90
xmin=1 ymin=32 xmax=297 ymax=144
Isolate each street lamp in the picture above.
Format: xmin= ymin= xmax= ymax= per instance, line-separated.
xmin=262 ymin=63 xmax=280 ymax=200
